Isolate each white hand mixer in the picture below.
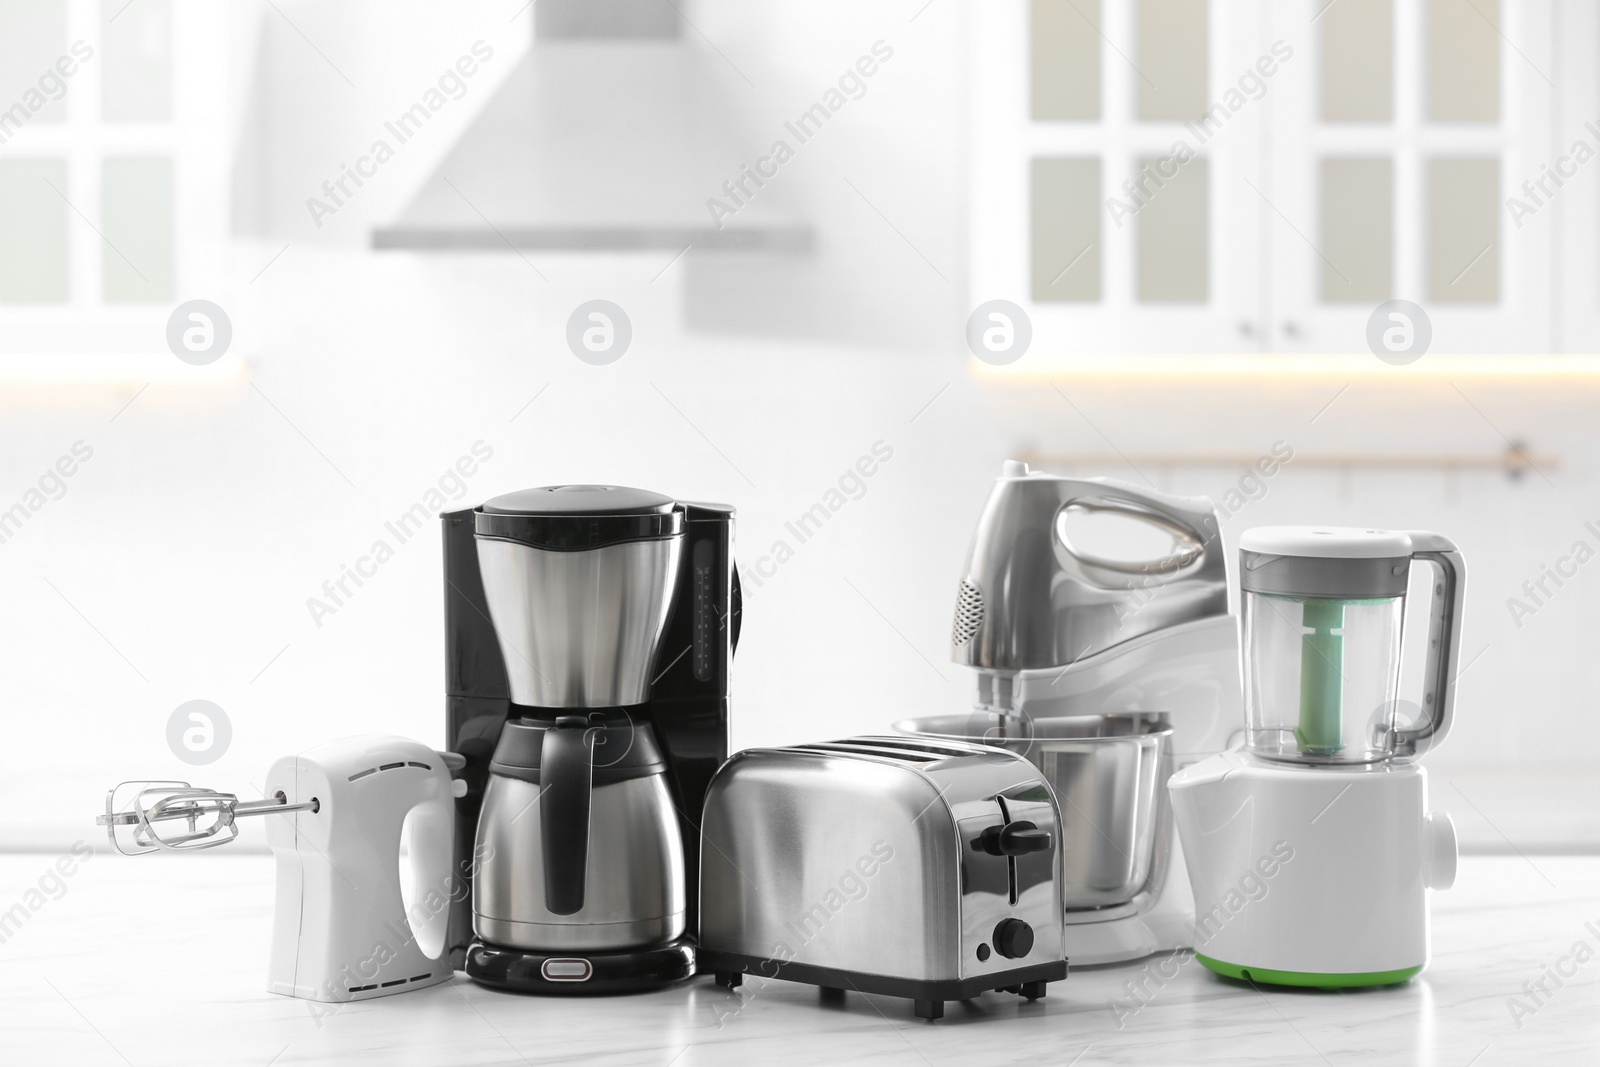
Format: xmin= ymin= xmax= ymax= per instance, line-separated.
xmin=98 ymin=735 xmax=467 ymax=1004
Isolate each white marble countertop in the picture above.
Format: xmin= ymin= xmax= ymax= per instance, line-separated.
xmin=2 ymin=852 xmax=1593 ymax=1065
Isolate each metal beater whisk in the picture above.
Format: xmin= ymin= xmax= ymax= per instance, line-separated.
xmin=97 ymin=781 xmax=319 ymax=855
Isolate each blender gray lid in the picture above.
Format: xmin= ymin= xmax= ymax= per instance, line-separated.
xmin=1240 ymin=527 xmax=1410 ymax=598
xmin=476 ymin=485 xmax=683 ymax=550
xmin=1239 ymin=527 xmax=1410 ymax=559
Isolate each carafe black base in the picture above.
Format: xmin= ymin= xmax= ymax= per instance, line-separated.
xmin=465 ymin=937 xmax=695 ymax=995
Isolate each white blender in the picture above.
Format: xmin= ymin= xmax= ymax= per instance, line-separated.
xmin=1170 ymin=527 xmax=1464 ymax=987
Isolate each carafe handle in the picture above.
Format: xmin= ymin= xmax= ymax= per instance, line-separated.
xmin=540 ymin=717 xmax=595 ymax=915
xmin=1396 ymin=532 xmax=1466 ymax=757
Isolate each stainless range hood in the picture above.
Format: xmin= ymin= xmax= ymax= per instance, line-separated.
xmin=373 ymin=0 xmax=809 ymax=253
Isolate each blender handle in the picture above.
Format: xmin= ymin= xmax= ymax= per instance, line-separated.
xmin=1398 ymin=532 xmax=1467 ymax=757
xmin=540 ymin=718 xmax=594 ymax=915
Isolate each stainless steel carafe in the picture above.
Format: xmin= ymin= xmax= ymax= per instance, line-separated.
xmin=473 ymin=716 xmax=685 ymax=953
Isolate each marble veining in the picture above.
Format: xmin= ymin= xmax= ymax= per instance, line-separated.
xmin=1 ymin=853 xmax=1594 ymax=1065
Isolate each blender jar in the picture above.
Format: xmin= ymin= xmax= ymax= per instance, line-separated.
xmin=1239 ymin=528 xmax=1455 ymax=765
xmin=1242 ymin=589 xmax=1403 ymax=762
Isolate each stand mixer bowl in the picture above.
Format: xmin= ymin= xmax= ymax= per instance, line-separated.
xmin=895 ymin=713 xmax=1172 ymax=909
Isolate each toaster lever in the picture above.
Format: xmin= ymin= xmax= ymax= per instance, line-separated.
xmin=975 ymin=820 xmax=1051 ymax=857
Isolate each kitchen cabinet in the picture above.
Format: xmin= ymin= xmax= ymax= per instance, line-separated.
xmin=973 ymin=0 xmax=1567 ymax=355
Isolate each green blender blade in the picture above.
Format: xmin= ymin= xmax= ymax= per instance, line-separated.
xmin=1296 ymin=598 xmax=1346 ymax=755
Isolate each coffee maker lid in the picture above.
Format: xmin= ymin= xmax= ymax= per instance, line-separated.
xmin=477 ymin=485 xmax=683 ymax=551
xmin=482 ymin=484 xmax=677 ymax=516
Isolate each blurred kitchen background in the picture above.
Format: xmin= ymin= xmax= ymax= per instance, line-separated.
xmin=1 ymin=0 xmax=1596 ymax=853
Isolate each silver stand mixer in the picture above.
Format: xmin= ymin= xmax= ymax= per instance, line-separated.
xmin=898 ymin=460 xmax=1242 ymax=965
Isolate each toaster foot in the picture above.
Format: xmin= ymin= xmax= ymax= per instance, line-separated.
xmin=819 ymin=986 xmax=845 ymax=1005
xmin=714 ymin=971 xmax=742 ymax=991
xmin=696 ymin=949 xmax=1065 ymax=1022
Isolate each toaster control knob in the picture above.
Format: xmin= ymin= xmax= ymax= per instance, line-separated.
xmin=993 ymin=919 xmax=1034 ymax=959
xmin=977 ymin=820 xmax=1051 ymax=857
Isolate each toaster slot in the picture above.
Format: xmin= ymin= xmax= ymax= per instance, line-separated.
xmin=998 ymin=795 xmax=1018 ymax=907
xmin=853 ymin=735 xmax=996 ymax=760
xmin=793 ymin=741 xmax=945 ymax=763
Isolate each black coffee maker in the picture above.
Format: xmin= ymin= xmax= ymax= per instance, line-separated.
xmin=441 ymin=486 xmax=739 ymax=993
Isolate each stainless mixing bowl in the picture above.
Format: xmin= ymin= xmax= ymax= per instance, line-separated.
xmin=894 ymin=712 xmax=1172 ymax=910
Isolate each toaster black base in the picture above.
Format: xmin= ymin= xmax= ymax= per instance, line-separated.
xmin=698 ymin=949 xmax=1066 ymax=1021
xmin=466 ymin=937 xmax=695 ymax=995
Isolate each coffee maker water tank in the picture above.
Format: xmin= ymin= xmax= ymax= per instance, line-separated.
xmin=473 ymin=485 xmax=685 ymax=708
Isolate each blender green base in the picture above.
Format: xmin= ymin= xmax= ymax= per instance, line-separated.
xmin=1194 ymin=953 xmax=1422 ymax=989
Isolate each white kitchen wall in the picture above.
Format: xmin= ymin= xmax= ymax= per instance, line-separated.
xmin=1 ymin=1 xmax=1594 ymax=857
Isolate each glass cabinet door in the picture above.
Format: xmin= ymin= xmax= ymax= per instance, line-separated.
xmin=1556 ymin=0 xmax=1600 ymax=353
xmin=970 ymin=0 xmax=1266 ymax=353
xmin=1264 ymin=0 xmax=1554 ymax=353
xmin=971 ymin=0 xmax=1564 ymax=356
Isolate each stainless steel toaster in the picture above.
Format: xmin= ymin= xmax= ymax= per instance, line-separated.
xmin=697 ymin=735 xmax=1067 ymax=1020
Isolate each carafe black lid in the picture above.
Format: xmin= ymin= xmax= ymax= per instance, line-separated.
xmin=477 ymin=485 xmax=682 ymax=550
xmin=488 ymin=714 xmax=666 ymax=784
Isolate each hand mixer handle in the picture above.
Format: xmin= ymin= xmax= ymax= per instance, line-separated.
xmin=1396 ymin=532 xmax=1466 ymax=757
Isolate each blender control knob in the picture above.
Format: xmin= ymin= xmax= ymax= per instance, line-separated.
xmin=993 ymin=919 xmax=1034 ymax=959
xmin=1423 ymin=812 xmax=1458 ymax=890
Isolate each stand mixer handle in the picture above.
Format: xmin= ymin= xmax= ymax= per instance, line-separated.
xmin=1050 ymin=481 xmax=1219 ymax=578
xmin=1397 ymin=531 xmax=1466 ymax=758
